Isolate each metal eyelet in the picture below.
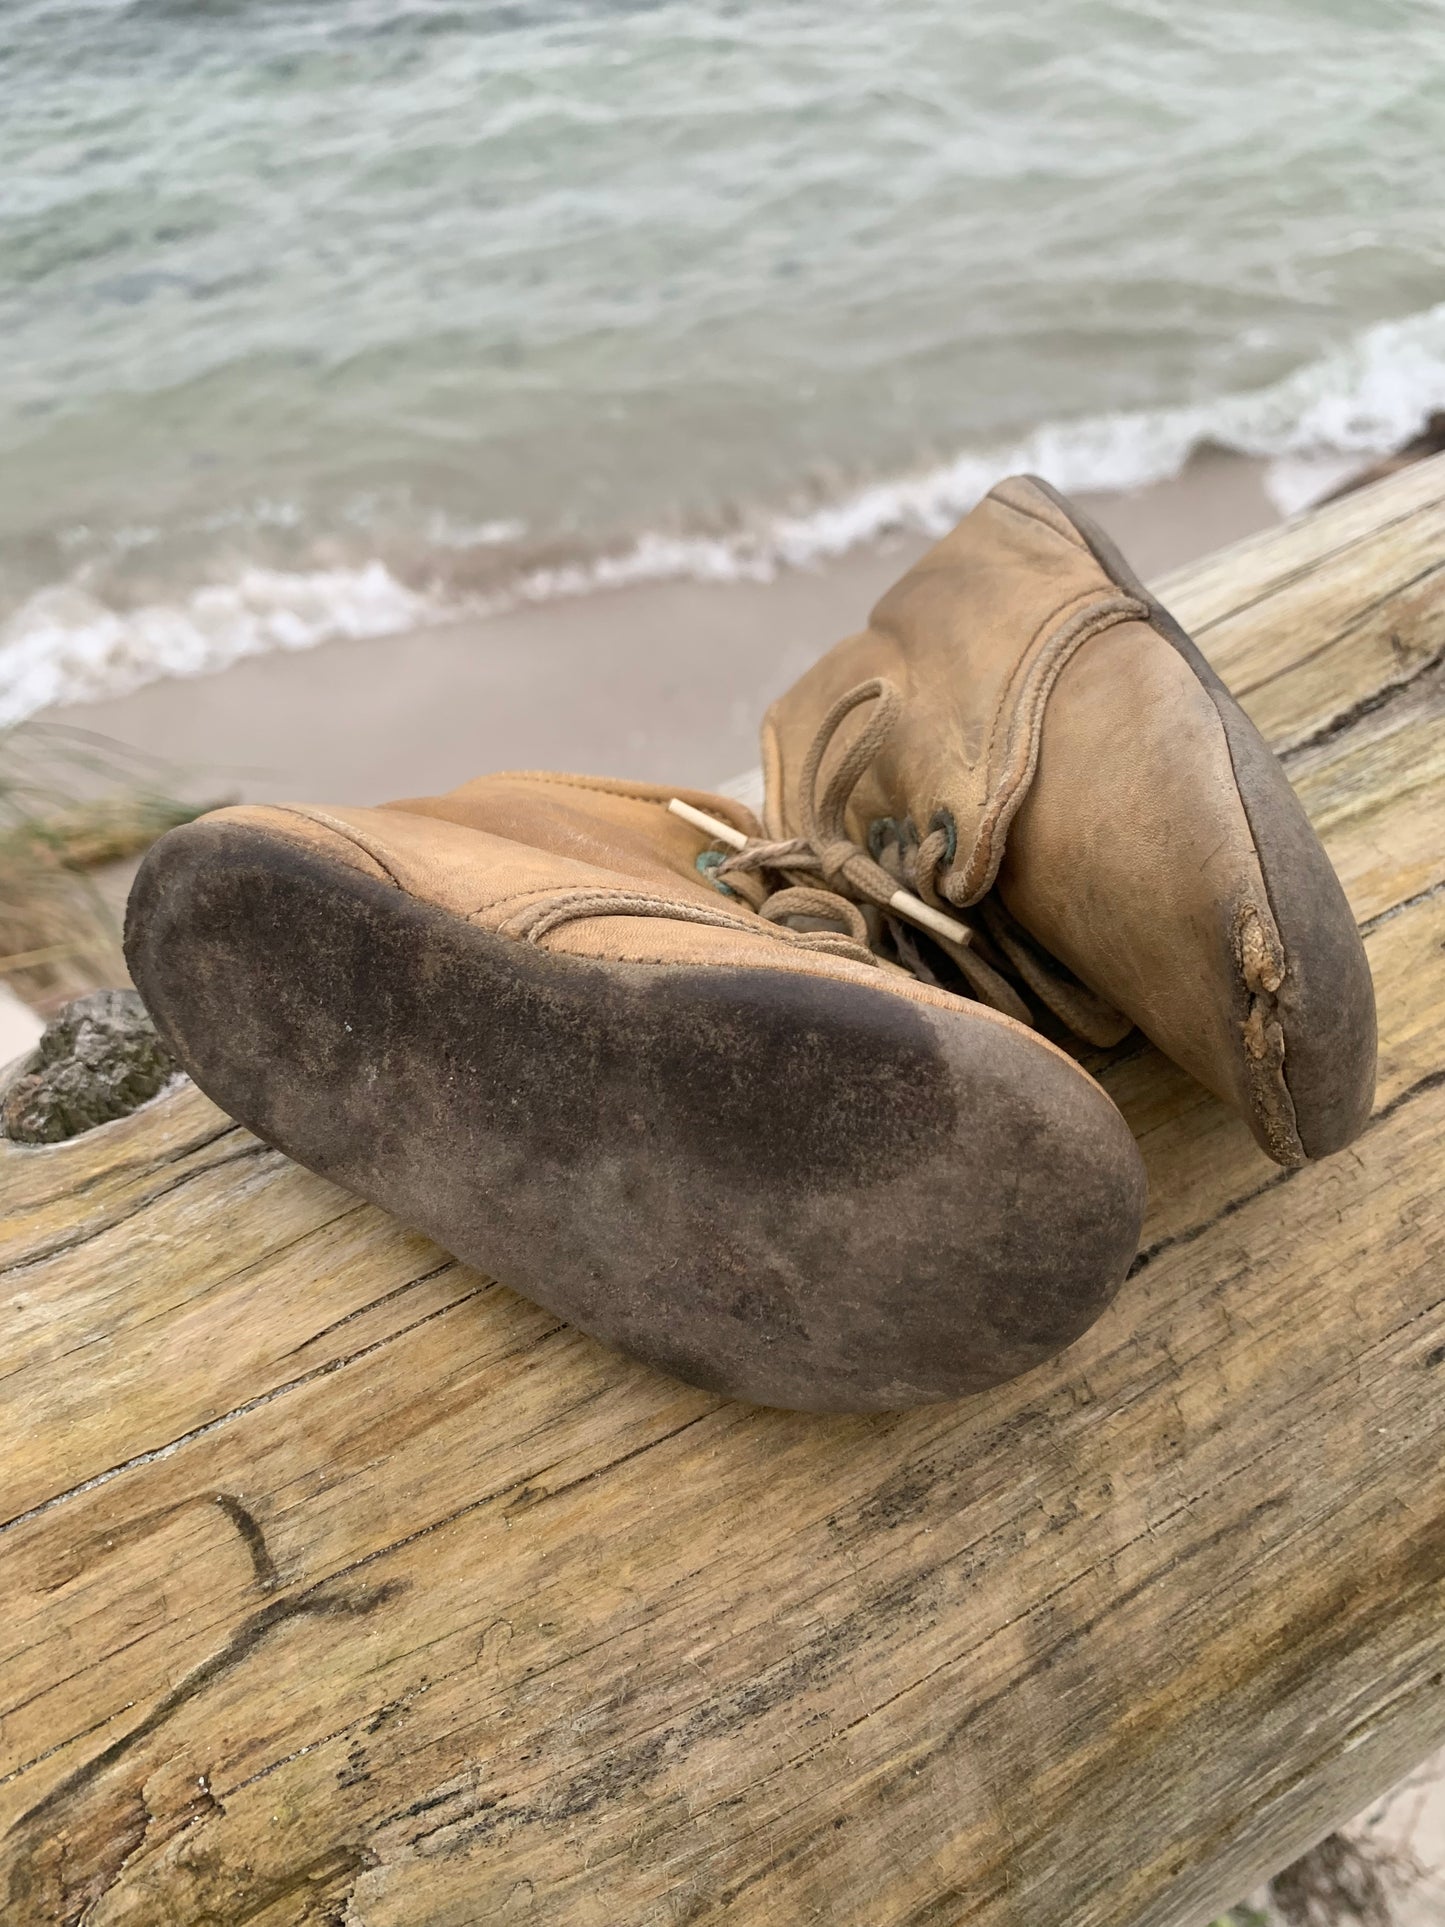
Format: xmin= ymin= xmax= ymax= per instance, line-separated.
xmin=867 ymin=817 xmax=896 ymax=861
xmin=928 ymin=809 xmax=958 ymax=866
xmin=695 ymin=849 xmax=735 ymax=897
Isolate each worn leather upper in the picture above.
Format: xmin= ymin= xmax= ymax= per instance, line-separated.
xmin=763 ymin=476 xmax=1377 ymax=1164
xmin=205 ymin=771 xmax=1077 ymax=1039
xmin=763 ymin=481 xmax=1148 ymax=900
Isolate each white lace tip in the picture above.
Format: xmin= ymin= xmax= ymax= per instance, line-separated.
xmin=668 ymin=797 xmax=749 ymax=849
xmin=887 ymin=889 xmax=974 ymax=949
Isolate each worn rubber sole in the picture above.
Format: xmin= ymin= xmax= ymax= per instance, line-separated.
xmin=126 ymin=818 xmax=1147 ymax=1412
xmin=1028 ymin=476 xmax=1377 ymax=1162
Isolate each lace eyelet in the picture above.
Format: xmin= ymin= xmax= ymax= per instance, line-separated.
xmin=867 ymin=816 xmax=902 ymax=860
xmin=928 ymin=809 xmax=958 ymax=866
xmin=695 ymin=849 xmax=736 ymax=897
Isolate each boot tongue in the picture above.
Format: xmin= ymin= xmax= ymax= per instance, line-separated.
xmin=761 ymin=478 xmax=1146 ymax=907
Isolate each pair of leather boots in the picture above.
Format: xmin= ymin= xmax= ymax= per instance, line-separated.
xmin=127 ymin=478 xmax=1376 ymax=1413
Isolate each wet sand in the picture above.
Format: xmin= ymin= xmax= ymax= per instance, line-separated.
xmin=53 ymin=449 xmax=1279 ymax=805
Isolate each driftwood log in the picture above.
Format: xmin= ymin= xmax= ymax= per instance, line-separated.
xmin=3 ymin=456 xmax=1444 ymax=1927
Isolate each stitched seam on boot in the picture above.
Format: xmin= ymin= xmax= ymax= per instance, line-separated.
xmin=491 ymin=889 xmax=879 ymax=968
xmin=950 ymin=592 xmax=1147 ymax=904
xmin=249 ymin=805 xmax=404 ymax=890
xmin=475 ymin=883 xmax=594 ymax=924
xmin=760 ymin=711 xmax=788 ymax=840
xmin=552 ymin=943 xmax=951 ymax=991
xmin=1026 ymin=474 xmax=1312 ymax=1164
xmin=488 ymin=770 xmax=676 ymax=800
xmin=496 ymin=889 xmax=757 ymax=940
xmin=979 ymin=583 xmax=1114 ymax=780
xmin=489 ymin=886 xmax=765 ymax=940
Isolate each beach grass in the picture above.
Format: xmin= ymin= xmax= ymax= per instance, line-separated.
xmin=0 ymin=723 xmax=217 ymax=1010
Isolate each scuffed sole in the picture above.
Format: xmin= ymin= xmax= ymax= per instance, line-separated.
xmin=126 ymin=818 xmax=1147 ymax=1411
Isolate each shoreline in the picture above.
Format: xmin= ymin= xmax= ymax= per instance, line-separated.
xmin=49 ymin=448 xmax=1280 ymax=807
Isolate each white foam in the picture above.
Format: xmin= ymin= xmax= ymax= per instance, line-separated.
xmin=0 ymin=562 xmax=442 ymax=728
xmin=503 ymin=299 xmax=1445 ymax=600
xmin=1260 ymin=455 xmax=1366 ymax=519
xmin=4 ymin=301 xmax=1444 ymax=724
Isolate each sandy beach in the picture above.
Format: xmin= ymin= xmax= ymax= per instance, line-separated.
xmin=51 ymin=449 xmax=1280 ymax=807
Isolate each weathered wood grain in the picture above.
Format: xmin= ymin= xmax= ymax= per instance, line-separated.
xmin=2 ymin=458 xmax=1444 ymax=1927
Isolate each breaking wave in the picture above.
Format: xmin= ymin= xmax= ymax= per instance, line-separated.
xmin=3 ymin=300 xmax=1443 ymax=728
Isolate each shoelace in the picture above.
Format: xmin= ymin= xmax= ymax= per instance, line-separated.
xmin=675 ymin=679 xmax=966 ymax=934
xmin=673 ymin=675 xmax=1131 ymax=1043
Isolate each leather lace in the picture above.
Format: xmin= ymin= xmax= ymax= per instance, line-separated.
xmin=714 ymin=678 xmax=950 ymax=913
xmin=705 ymin=676 xmax=1131 ymax=1043
xmin=512 ymin=675 xmax=1129 ymax=1043
xmin=498 ymin=884 xmax=877 ymax=966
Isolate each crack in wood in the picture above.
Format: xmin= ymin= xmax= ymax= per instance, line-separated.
xmin=1278 ymin=640 xmax=1445 ymax=763
xmin=1130 ymin=1064 xmax=1445 ymax=1278
xmin=1129 ymin=1167 xmax=1297 ymax=1277
xmin=0 ymin=1287 xmax=484 ymax=1538
xmin=276 ymin=1258 xmax=462 ymax=1360
xmin=1188 ymin=486 xmax=1445 ymax=638
xmin=5 ymin=1580 xmax=406 ymax=1846
xmin=1361 ymin=875 xmax=1445 ymax=937
xmin=58 ymin=1117 xmax=239 ymax=1199
xmin=533 ymin=1409 xmax=718 ymax=1506
xmin=0 ymin=1200 xmax=378 ymax=1398
xmin=261 ymin=1405 xmax=724 ymax=1642
xmin=0 ymin=1706 xmax=135 ymax=1794
xmin=0 ymin=1136 xmax=275 ymax=1278
xmin=1235 ymin=556 xmax=1445 ymax=701
xmin=25 ymin=1487 xmax=282 ymax=1603
xmin=217 ymin=1675 xmax=441 ymax=1802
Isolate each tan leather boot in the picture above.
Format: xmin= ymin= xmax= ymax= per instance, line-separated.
xmin=125 ymin=768 xmax=1145 ymax=1412
xmin=761 ymin=476 xmax=1376 ymax=1166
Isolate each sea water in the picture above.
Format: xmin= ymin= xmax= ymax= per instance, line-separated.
xmin=2 ymin=0 xmax=1443 ymax=720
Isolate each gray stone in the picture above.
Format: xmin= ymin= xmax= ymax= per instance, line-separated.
xmin=1 ymin=990 xmax=177 ymax=1144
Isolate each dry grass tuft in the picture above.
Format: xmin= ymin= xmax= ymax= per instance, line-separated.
xmin=1269 ymin=1827 xmax=1420 ymax=1926
xmin=0 ymin=723 xmax=220 ymax=1012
